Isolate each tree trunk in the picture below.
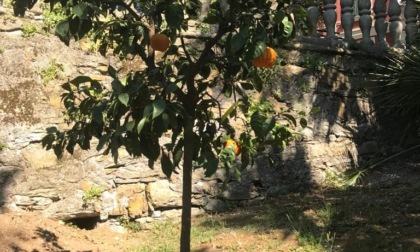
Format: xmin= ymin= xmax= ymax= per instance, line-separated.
xmin=180 ymin=115 xmax=194 ymax=252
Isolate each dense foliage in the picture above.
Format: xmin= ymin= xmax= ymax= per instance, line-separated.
xmin=374 ymin=42 xmax=420 ymax=121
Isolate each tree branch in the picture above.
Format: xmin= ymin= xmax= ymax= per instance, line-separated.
xmin=184 ymin=20 xmax=233 ymax=109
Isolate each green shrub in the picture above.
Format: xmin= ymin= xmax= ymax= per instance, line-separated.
xmin=22 ymin=22 xmax=38 ymax=37
xmin=373 ymin=47 xmax=420 ymax=120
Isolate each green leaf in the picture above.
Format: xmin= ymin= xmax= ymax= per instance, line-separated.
xmin=204 ymin=152 xmax=219 ymax=177
xmin=143 ymin=104 xmax=153 ymax=116
xmin=240 ymin=149 xmax=250 ymax=170
xmin=72 ymin=3 xmax=88 ymax=20
xmin=161 ymin=151 xmax=173 ymax=178
xmin=55 ymin=19 xmax=71 ymax=46
xmin=118 ymin=93 xmax=129 ymax=106
xmin=91 ymin=105 xmax=104 ymax=124
xmin=173 ymin=139 xmax=184 ymax=168
xmin=137 ymin=117 xmax=147 ymax=133
xmin=108 ymin=65 xmax=118 ymax=79
xmin=221 ymin=101 xmax=242 ymax=124
xmin=310 ymin=106 xmax=321 ymax=114
xmin=111 ymin=80 xmax=123 ymax=92
xmin=53 ymin=142 xmax=64 ymax=159
xmin=161 ymin=113 xmax=169 ymax=131
xmin=126 ymin=120 xmax=135 ymax=131
xmin=282 ymin=113 xmax=297 ymax=127
xmin=231 ymin=33 xmax=245 ymax=54
xmin=165 ymin=3 xmax=184 ymax=29
xmin=240 ymin=82 xmax=254 ymax=90
xmin=300 ymin=118 xmax=307 ymax=128
xmin=282 ymin=16 xmax=294 ymax=38
xmin=252 ymin=73 xmax=263 ymax=92
xmin=219 ymin=146 xmax=236 ymax=171
xmin=165 ymin=83 xmax=179 ymax=94
xmin=231 ymin=27 xmax=249 ymax=54
xmin=202 ymin=9 xmax=220 ymax=24
xmin=252 ymin=41 xmax=266 ymax=59
xmin=250 ymin=111 xmax=264 ymax=137
xmin=152 ymin=99 xmax=166 ymax=119
xmin=261 ymin=117 xmax=276 ymax=137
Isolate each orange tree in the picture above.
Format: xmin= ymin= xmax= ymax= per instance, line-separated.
xmin=14 ymin=0 xmax=307 ymax=250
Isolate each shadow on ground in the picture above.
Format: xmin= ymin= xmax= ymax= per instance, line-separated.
xmin=203 ymin=155 xmax=420 ymax=251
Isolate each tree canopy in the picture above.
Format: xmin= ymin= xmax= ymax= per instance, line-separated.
xmin=14 ymin=0 xmax=308 ymax=250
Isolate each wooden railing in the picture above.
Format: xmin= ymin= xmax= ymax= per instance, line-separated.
xmin=306 ymin=0 xmax=419 ymax=48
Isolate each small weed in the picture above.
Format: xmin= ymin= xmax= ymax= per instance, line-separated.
xmin=82 ymin=185 xmax=103 ymax=207
xmin=0 ymin=141 xmax=7 ymax=150
xmin=22 ymin=22 xmax=38 ymax=37
xmin=117 ymin=216 xmax=143 ymax=232
xmin=0 ymin=47 xmax=4 ymax=54
xmin=2 ymin=13 xmax=18 ymax=23
xmin=36 ymin=58 xmax=63 ymax=85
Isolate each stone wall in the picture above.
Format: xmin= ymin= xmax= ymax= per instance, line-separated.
xmin=0 ymin=6 xmax=393 ymax=226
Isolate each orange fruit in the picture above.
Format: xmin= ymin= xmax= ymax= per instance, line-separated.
xmin=150 ymin=34 xmax=170 ymax=52
xmin=252 ymin=47 xmax=277 ymax=68
xmin=224 ymin=139 xmax=241 ymax=156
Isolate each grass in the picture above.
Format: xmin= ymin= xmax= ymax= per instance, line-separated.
xmin=287 ymin=203 xmax=336 ymax=252
xmin=118 ymin=217 xmax=143 ymax=232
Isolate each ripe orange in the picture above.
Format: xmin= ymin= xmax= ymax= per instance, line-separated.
xmin=150 ymin=34 xmax=170 ymax=52
xmin=224 ymin=139 xmax=241 ymax=156
xmin=252 ymin=47 xmax=277 ymax=68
